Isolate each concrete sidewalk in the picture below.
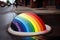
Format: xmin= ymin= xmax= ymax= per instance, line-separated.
xmin=14 ymin=6 xmax=60 ymax=14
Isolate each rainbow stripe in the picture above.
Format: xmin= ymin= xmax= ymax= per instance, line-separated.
xmin=11 ymin=12 xmax=46 ymax=32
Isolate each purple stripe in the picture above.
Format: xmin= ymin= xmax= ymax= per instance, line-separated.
xmin=13 ymin=21 xmax=21 ymax=32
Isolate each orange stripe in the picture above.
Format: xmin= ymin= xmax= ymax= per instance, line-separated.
xmin=25 ymin=12 xmax=46 ymax=31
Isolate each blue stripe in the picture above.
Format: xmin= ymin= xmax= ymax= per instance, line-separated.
xmin=15 ymin=17 xmax=29 ymax=32
xmin=13 ymin=19 xmax=27 ymax=32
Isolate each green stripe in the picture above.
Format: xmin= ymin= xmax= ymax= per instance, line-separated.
xmin=17 ymin=16 xmax=35 ymax=32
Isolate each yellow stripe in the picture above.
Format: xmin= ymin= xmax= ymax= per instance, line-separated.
xmin=19 ymin=13 xmax=39 ymax=32
xmin=25 ymin=13 xmax=42 ymax=31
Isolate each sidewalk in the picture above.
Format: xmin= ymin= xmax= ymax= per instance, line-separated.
xmin=14 ymin=6 xmax=60 ymax=14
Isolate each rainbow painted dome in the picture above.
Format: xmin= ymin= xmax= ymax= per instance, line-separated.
xmin=11 ymin=12 xmax=46 ymax=32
